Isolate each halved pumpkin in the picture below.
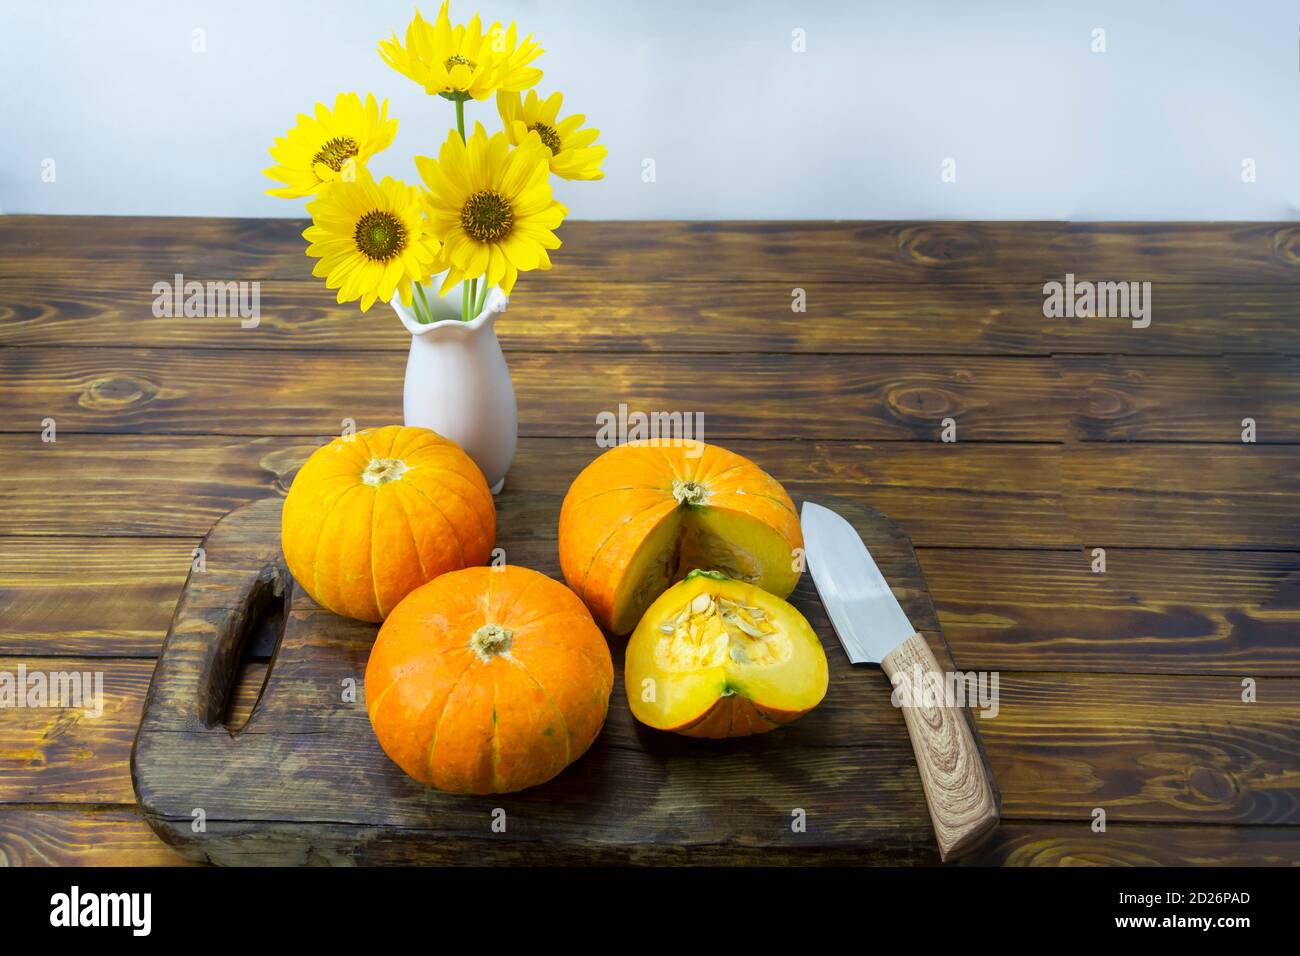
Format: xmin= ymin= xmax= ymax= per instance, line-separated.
xmin=625 ymin=570 xmax=828 ymax=738
xmin=558 ymin=441 xmax=802 ymax=634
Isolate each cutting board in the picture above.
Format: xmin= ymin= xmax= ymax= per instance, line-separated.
xmin=132 ymin=491 xmax=999 ymax=865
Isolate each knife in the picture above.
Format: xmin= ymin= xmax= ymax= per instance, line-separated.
xmin=801 ymin=500 xmax=999 ymax=861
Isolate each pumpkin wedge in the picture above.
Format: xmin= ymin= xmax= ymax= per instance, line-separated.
xmin=626 ymin=570 xmax=828 ymax=737
xmin=559 ymin=441 xmax=802 ymax=634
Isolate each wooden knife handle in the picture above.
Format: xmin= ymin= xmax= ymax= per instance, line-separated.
xmin=881 ymin=632 xmax=999 ymax=861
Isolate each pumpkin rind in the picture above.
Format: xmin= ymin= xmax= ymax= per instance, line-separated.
xmin=366 ymin=565 xmax=614 ymax=793
xmin=558 ymin=442 xmax=802 ymax=633
xmin=281 ymin=425 xmax=495 ymax=622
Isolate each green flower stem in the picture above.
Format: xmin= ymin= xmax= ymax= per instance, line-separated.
xmin=406 ymin=285 xmax=424 ymax=324
xmin=455 ymin=98 xmax=469 ymax=321
xmin=414 ymin=283 xmax=433 ymax=325
xmin=476 ymin=278 xmax=489 ymax=317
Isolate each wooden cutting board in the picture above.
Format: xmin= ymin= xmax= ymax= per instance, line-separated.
xmin=132 ymin=491 xmax=998 ymax=865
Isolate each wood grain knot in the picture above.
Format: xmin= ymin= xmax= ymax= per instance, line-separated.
xmin=1187 ymin=766 xmax=1237 ymax=807
xmin=887 ymin=385 xmax=956 ymax=420
xmin=1085 ymin=387 xmax=1128 ymax=417
xmin=1271 ymin=226 xmax=1300 ymax=265
xmin=260 ymin=444 xmax=312 ymax=495
xmin=79 ymin=375 xmax=157 ymax=411
xmin=894 ymin=224 xmax=983 ymax=267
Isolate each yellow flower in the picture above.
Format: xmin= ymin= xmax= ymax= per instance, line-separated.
xmin=379 ymin=3 xmax=543 ymax=101
xmin=302 ymin=173 xmax=442 ymax=312
xmin=498 ymin=90 xmax=606 ymax=181
xmin=264 ymin=93 xmax=397 ymax=199
xmin=416 ymin=123 xmax=566 ymax=295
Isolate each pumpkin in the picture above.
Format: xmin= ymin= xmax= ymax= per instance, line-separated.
xmin=281 ymin=425 xmax=495 ymax=622
xmin=558 ymin=441 xmax=802 ymax=634
xmin=625 ymin=570 xmax=828 ymax=738
xmin=365 ymin=565 xmax=614 ymax=792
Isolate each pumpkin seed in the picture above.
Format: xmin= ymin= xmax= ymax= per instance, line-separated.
xmin=658 ymin=622 xmax=675 ymax=634
xmin=690 ymin=593 xmax=713 ymax=614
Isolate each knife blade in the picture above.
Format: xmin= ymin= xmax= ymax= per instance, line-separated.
xmin=800 ymin=500 xmax=915 ymax=664
xmin=800 ymin=499 xmax=999 ymax=861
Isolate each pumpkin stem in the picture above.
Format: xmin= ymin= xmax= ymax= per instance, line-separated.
xmin=362 ymin=457 xmax=408 ymax=486
xmin=671 ymin=479 xmax=708 ymax=506
xmin=470 ymin=623 xmax=514 ymax=660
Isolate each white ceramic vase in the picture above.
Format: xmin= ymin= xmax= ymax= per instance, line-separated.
xmin=389 ymin=272 xmax=516 ymax=494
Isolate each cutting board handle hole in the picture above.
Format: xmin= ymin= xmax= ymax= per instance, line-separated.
xmin=209 ymin=565 xmax=288 ymax=734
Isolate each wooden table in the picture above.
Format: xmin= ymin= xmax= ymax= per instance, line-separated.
xmin=1 ymin=217 xmax=1298 ymax=865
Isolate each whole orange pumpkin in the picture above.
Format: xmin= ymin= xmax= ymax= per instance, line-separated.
xmin=559 ymin=441 xmax=802 ymax=634
xmin=366 ymin=565 xmax=613 ymax=793
xmin=281 ymin=425 xmax=495 ymax=622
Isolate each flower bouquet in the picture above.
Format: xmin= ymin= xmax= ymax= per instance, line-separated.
xmin=263 ymin=2 xmax=605 ymax=491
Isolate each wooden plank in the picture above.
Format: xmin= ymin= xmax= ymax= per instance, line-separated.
xmin=964 ymin=823 xmax=1300 ymax=866
xmin=7 ymin=348 xmax=1299 ymax=442
xmin=1 ymin=809 xmax=1292 ymax=866
xmin=0 ymin=348 xmax=1068 ymax=441
xmin=1065 ymin=444 xmax=1300 ymax=549
xmin=8 ymin=276 xmax=1300 ymax=355
xmin=5 ymin=217 xmax=1300 ymax=283
xmin=0 ymin=538 xmax=197 ymax=657
xmin=0 ymin=435 xmax=1071 ymax=546
xmin=1064 ymin=355 xmax=1300 ymax=442
xmin=6 ymin=539 xmax=1296 ymax=675
xmin=982 ymin=673 xmax=1300 ymax=824
xmin=0 ymin=808 xmax=193 ymax=866
xmin=0 ymin=657 xmax=152 ymax=804
xmin=923 ymin=549 xmax=1300 ymax=676
xmin=10 ymin=437 xmax=1299 ymax=548
xmin=6 ymin=654 xmax=1294 ymax=827
xmin=0 ymin=434 xmax=296 ymax=538
xmin=5 ymin=436 xmax=1295 ymax=548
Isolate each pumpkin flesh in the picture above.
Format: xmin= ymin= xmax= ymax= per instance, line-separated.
xmin=625 ymin=571 xmax=828 ymax=738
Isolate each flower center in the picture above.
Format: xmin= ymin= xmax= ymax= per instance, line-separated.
xmin=530 ymin=123 xmax=562 ymax=155
xmin=460 ymin=189 xmax=514 ymax=243
xmin=444 ymin=54 xmax=477 ymax=71
xmin=353 ymin=210 xmax=408 ymax=261
xmin=312 ymin=136 xmax=360 ymax=173
xmin=470 ymin=623 xmax=514 ymax=660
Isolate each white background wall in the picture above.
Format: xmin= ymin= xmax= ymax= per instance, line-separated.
xmin=2 ymin=0 xmax=1298 ymax=220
